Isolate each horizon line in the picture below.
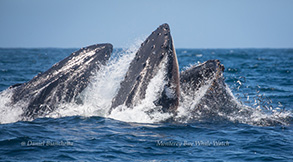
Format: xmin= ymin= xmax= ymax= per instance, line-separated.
xmin=1 ymin=46 xmax=293 ymax=50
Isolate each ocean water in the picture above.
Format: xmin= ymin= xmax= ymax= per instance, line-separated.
xmin=0 ymin=47 xmax=292 ymax=161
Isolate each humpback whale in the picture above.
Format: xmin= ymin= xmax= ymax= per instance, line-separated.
xmin=179 ymin=60 xmax=253 ymax=121
xmin=110 ymin=23 xmax=180 ymax=114
xmin=11 ymin=43 xmax=113 ymax=119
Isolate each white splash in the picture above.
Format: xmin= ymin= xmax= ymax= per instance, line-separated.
xmin=109 ymin=56 xmax=172 ymax=123
xmin=47 ymin=40 xmax=142 ymax=119
xmin=0 ymin=89 xmax=24 ymax=124
xmin=176 ymin=83 xmax=212 ymax=122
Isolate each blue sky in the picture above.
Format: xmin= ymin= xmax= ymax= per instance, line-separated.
xmin=0 ymin=0 xmax=292 ymax=48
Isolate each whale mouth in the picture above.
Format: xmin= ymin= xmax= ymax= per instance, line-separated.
xmin=0 ymin=24 xmax=292 ymax=126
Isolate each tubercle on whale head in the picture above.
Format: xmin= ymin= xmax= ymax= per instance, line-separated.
xmin=160 ymin=23 xmax=170 ymax=32
xmin=213 ymin=59 xmax=225 ymax=79
xmin=209 ymin=60 xmax=225 ymax=91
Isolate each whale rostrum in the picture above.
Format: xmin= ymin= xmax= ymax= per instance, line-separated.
xmin=110 ymin=23 xmax=180 ymax=114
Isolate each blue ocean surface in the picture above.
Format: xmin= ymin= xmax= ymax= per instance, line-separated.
xmin=0 ymin=47 xmax=292 ymax=161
